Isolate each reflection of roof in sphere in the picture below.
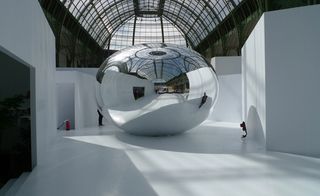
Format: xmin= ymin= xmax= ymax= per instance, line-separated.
xmin=135 ymin=47 xmax=180 ymax=60
xmin=97 ymin=43 xmax=214 ymax=83
xmin=96 ymin=43 xmax=219 ymax=136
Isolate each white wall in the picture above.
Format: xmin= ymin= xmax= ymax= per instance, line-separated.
xmin=57 ymin=67 xmax=97 ymax=76
xmin=56 ymin=69 xmax=100 ymax=129
xmin=242 ymin=5 xmax=320 ymax=156
xmin=56 ymin=83 xmax=75 ymax=129
xmin=209 ymin=57 xmax=242 ymax=123
xmin=264 ymin=5 xmax=320 ymax=156
xmin=0 ymin=0 xmax=56 ymax=163
xmin=211 ymin=56 xmax=242 ymax=75
xmin=242 ymin=16 xmax=266 ymax=144
xmin=210 ymin=74 xmax=242 ymax=123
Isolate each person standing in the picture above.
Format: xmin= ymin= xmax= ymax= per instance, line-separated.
xmin=199 ymin=92 xmax=208 ymax=108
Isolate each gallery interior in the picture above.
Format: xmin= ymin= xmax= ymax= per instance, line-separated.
xmin=1 ymin=0 xmax=320 ymax=195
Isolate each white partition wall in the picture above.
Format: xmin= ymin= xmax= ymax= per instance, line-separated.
xmin=242 ymin=16 xmax=266 ymax=144
xmin=242 ymin=5 xmax=320 ymax=156
xmin=265 ymin=5 xmax=320 ymax=156
xmin=56 ymin=83 xmax=75 ymax=129
xmin=0 ymin=0 xmax=56 ymax=163
xmin=211 ymin=56 xmax=242 ymax=75
xmin=209 ymin=56 xmax=242 ymax=123
xmin=56 ymin=68 xmax=100 ymax=129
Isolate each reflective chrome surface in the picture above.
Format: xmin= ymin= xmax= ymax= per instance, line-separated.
xmin=96 ymin=43 xmax=218 ymax=136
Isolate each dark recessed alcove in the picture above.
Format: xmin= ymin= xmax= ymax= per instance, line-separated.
xmin=0 ymin=50 xmax=35 ymax=188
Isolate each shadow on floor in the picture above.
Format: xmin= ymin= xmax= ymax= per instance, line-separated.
xmin=14 ymin=138 xmax=158 ymax=196
xmin=115 ymin=124 xmax=265 ymax=154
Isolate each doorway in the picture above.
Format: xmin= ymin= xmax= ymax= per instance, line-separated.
xmin=0 ymin=49 xmax=35 ymax=188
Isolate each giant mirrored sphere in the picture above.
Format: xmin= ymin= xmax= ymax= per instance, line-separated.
xmin=96 ymin=43 xmax=218 ymax=136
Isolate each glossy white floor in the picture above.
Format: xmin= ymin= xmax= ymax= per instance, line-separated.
xmin=10 ymin=121 xmax=320 ymax=196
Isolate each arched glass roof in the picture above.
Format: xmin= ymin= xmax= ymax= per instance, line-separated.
xmin=109 ymin=16 xmax=187 ymax=50
xmin=59 ymin=0 xmax=243 ymax=49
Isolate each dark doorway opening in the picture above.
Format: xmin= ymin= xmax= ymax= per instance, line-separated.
xmin=133 ymin=87 xmax=145 ymax=100
xmin=0 ymin=49 xmax=35 ymax=188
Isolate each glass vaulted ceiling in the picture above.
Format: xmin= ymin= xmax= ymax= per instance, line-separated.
xmin=60 ymin=0 xmax=242 ymax=49
xmin=110 ymin=16 xmax=187 ymax=50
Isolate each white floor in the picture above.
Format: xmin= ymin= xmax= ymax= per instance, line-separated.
xmin=8 ymin=121 xmax=320 ymax=196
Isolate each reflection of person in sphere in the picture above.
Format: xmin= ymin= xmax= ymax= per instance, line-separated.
xmin=97 ymin=108 xmax=103 ymax=126
xmin=199 ymin=92 xmax=208 ymax=108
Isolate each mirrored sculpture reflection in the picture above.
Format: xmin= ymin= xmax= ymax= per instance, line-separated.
xmin=96 ymin=43 xmax=219 ymax=136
